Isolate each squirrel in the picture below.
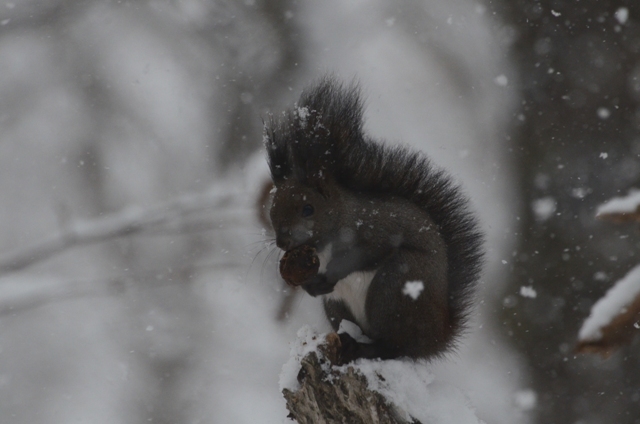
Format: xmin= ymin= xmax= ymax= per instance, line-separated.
xmin=264 ymin=77 xmax=483 ymax=363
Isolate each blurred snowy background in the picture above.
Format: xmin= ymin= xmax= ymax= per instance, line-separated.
xmin=0 ymin=0 xmax=639 ymax=423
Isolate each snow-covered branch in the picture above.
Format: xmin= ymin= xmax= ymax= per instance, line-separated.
xmin=576 ymin=264 xmax=640 ymax=357
xmin=0 ymin=189 xmax=252 ymax=275
xmin=596 ymin=189 xmax=640 ymax=223
xmin=576 ymin=190 xmax=640 ymax=357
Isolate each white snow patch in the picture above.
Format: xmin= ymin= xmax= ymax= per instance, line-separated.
xmin=551 ymin=10 xmax=561 ymax=17
xmin=571 ymin=187 xmax=590 ymax=199
xmin=578 ymin=263 xmax=640 ymax=342
xmin=597 ymin=107 xmax=611 ymax=119
xmin=279 ymin=326 xmax=328 ymax=392
xmin=514 ymin=389 xmax=537 ymax=411
xmin=599 ymin=152 xmax=608 ymax=159
xmin=493 ymin=74 xmax=508 ymax=87
xmin=403 ymin=280 xmax=424 ymax=300
xmin=295 ymin=106 xmax=310 ymax=128
xmin=350 ymin=359 xmax=483 ymax=424
xmin=519 ymin=286 xmax=537 ymax=299
xmin=596 ymin=188 xmax=640 ymax=216
xmin=338 ymin=319 xmax=372 ymax=344
xmin=594 ymin=271 xmax=609 ymax=282
xmin=615 ymin=7 xmax=629 ymax=24
xmin=532 ymin=197 xmax=556 ymax=221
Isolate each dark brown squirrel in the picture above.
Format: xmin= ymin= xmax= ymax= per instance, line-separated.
xmin=264 ymin=77 xmax=483 ymax=363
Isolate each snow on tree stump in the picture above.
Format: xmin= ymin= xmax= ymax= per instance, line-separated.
xmin=281 ymin=330 xmax=418 ymax=424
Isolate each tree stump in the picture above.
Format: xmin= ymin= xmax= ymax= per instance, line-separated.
xmin=282 ymin=332 xmax=419 ymax=424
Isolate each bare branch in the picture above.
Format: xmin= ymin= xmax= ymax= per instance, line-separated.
xmin=0 ymin=256 xmax=244 ymax=317
xmin=0 ymin=190 xmax=252 ymax=275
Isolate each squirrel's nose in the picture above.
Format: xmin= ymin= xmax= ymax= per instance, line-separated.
xmin=276 ymin=228 xmax=293 ymax=250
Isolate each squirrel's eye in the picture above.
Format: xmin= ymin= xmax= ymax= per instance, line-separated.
xmin=301 ymin=204 xmax=314 ymax=217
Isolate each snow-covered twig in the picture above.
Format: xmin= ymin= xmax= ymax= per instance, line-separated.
xmin=0 ymin=190 xmax=251 ymax=275
xmin=596 ymin=189 xmax=640 ymax=223
xmin=576 ymin=189 xmax=640 ymax=357
xmin=576 ymin=264 xmax=640 ymax=357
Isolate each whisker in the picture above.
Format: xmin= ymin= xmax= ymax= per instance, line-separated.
xmin=241 ymin=234 xmax=276 ymax=249
xmin=260 ymin=244 xmax=282 ymax=284
xmin=242 ymin=238 xmax=277 ymax=283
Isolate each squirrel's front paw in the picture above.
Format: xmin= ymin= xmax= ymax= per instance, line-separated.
xmin=301 ymin=274 xmax=334 ymax=296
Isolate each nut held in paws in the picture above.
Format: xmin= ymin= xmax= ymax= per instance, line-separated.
xmin=279 ymin=245 xmax=319 ymax=286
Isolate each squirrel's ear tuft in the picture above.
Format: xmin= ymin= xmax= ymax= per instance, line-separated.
xmin=291 ymin=76 xmax=366 ymax=181
xmin=264 ymin=115 xmax=292 ymax=183
xmin=264 ymin=75 xmax=367 ymax=185
xmin=297 ymin=76 xmax=365 ymax=146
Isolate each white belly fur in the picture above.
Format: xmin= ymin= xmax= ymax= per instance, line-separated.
xmin=324 ymin=270 xmax=376 ymax=332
